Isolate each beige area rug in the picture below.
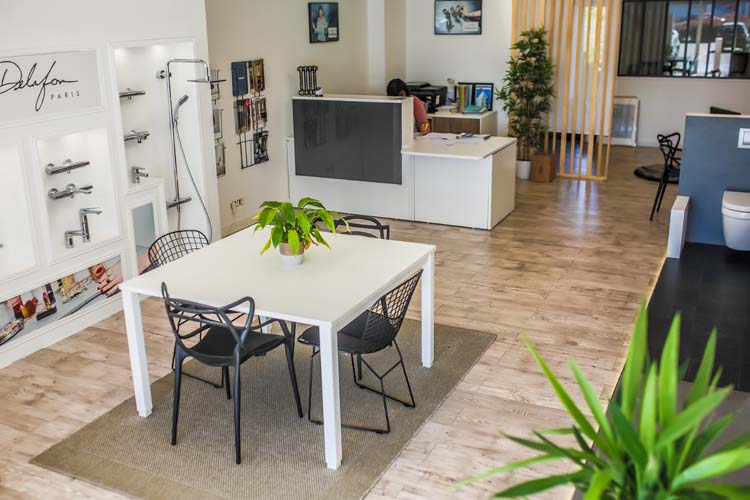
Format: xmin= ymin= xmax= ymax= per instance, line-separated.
xmin=32 ymin=320 xmax=495 ymax=500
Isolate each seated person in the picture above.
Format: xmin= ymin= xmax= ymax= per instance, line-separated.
xmin=386 ymin=78 xmax=430 ymax=135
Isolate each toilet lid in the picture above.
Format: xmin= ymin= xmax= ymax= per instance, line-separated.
xmin=723 ymin=191 xmax=750 ymax=213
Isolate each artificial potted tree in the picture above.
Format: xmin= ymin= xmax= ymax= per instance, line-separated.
xmin=253 ymin=197 xmax=344 ymax=266
xmin=459 ymin=305 xmax=750 ymax=497
xmin=497 ymin=27 xmax=555 ymax=181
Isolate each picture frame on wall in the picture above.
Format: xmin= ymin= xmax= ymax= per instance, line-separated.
xmin=435 ymin=1 xmax=482 ymax=35
xmin=309 ymin=3 xmax=340 ymax=43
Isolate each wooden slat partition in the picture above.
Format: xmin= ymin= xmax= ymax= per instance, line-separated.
xmin=511 ymin=0 xmax=623 ymax=181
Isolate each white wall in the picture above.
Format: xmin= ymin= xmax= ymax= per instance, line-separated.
xmin=0 ymin=0 xmax=220 ymax=237
xmin=206 ymin=0 xmax=371 ymax=235
xmin=616 ymin=77 xmax=750 ymax=146
xmin=0 ymin=0 xmax=218 ymax=365
xmin=405 ymin=0 xmax=513 ymax=133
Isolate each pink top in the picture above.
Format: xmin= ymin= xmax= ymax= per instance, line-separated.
xmin=413 ymin=96 xmax=429 ymax=130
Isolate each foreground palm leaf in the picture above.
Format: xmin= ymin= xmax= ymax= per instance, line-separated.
xmin=458 ymin=304 xmax=750 ymax=498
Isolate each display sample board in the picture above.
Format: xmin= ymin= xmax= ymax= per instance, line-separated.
xmin=292 ymin=99 xmax=402 ymax=185
xmin=0 ymin=50 xmax=101 ymax=124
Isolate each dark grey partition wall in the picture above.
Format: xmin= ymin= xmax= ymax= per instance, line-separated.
xmin=680 ymin=114 xmax=750 ymax=245
xmin=293 ymin=99 xmax=403 ymax=185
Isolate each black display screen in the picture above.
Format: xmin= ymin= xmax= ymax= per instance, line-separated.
xmin=292 ymin=99 xmax=402 ymax=185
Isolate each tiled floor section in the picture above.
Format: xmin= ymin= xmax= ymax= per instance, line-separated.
xmin=648 ymin=242 xmax=750 ymax=391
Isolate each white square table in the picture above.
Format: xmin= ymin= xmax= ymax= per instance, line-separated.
xmin=119 ymin=227 xmax=435 ymax=469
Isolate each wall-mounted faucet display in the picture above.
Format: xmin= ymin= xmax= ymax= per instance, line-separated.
xmin=131 ymin=166 xmax=149 ymax=184
xmin=64 ymin=207 xmax=102 ymax=248
xmin=48 ymin=183 xmax=93 ymax=200
xmin=119 ymin=88 xmax=146 ymax=100
xmin=45 ymin=159 xmax=90 ymax=176
xmin=124 ymin=129 xmax=150 ymax=143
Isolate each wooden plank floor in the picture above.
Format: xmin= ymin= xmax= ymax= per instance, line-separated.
xmin=0 ymin=147 xmax=674 ymax=499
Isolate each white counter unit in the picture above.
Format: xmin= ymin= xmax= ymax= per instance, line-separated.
xmin=288 ymin=94 xmax=517 ymax=231
xmin=404 ymin=137 xmax=517 ymax=230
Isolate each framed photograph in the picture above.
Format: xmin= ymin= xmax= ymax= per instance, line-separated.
xmin=473 ymin=83 xmax=494 ymax=111
xmin=435 ymin=1 xmax=482 ymax=35
xmin=212 ymin=107 xmax=223 ymax=140
xmin=215 ymin=141 xmax=226 ymax=177
xmin=309 ymin=3 xmax=339 ymax=43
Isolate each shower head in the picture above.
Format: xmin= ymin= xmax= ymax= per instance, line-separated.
xmin=173 ymin=95 xmax=189 ymax=122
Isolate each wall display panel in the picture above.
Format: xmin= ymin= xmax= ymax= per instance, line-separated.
xmin=36 ymin=128 xmax=119 ymax=260
xmin=0 ymin=50 xmax=102 ymax=125
xmin=0 ymin=256 xmax=121 ymax=348
xmin=0 ymin=144 xmax=37 ymax=282
xmin=292 ymin=99 xmax=403 ymax=185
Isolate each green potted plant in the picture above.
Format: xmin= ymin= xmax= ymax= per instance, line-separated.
xmin=497 ymin=27 xmax=555 ymax=181
xmin=253 ymin=197 xmax=345 ymax=266
xmin=459 ymin=305 xmax=750 ymax=498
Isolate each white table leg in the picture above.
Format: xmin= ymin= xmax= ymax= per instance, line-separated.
xmin=421 ymin=252 xmax=435 ymax=368
xmin=318 ymin=322 xmax=342 ymax=469
xmin=122 ymin=290 xmax=152 ymax=417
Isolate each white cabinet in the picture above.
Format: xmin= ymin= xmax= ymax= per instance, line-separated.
xmin=0 ymin=145 xmax=37 ymax=282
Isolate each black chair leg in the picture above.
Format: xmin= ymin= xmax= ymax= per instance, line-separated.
xmin=656 ymin=176 xmax=669 ymax=213
xmin=284 ymin=341 xmax=303 ymax=418
xmin=223 ymin=366 xmax=231 ymax=400
xmin=171 ymin=351 xmax=184 ymax=446
xmin=233 ymin=363 xmax=241 ymax=465
xmin=393 ymin=341 xmax=416 ymax=407
xmin=280 ymin=322 xmax=303 ymax=418
xmin=307 ymin=347 xmax=317 ymax=424
xmin=357 ymin=355 xmax=363 ymax=381
xmin=650 ymin=178 xmax=666 ymax=221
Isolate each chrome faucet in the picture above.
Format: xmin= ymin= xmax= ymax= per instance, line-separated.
xmin=124 ymin=129 xmax=150 ymax=143
xmin=65 ymin=208 xmax=102 ymax=248
xmin=48 ymin=183 xmax=93 ymax=200
xmin=131 ymin=166 xmax=149 ymax=184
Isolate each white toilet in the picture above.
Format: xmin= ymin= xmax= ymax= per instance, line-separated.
xmin=722 ymin=191 xmax=750 ymax=251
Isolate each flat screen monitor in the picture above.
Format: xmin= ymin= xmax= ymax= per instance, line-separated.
xmin=293 ymin=99 xmax=403 ymax=185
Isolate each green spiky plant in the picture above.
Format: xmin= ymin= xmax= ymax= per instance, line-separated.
xmin=253 ymin=197 xmax=346 ymax=256
xmin=459 ymin=305 xmax=750 ymax=498
xmin=497 ymin=27 xmax=555 ymax=161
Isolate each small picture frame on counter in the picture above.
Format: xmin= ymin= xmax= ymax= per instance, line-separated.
xmin=473 ymin=83 xmax=494 ymax=111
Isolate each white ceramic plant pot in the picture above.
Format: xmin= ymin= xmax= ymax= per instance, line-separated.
xmin=279 ymin=242 xmax=305 ymax=266
xmin=516 ymin=160 xmax=531 ymax=180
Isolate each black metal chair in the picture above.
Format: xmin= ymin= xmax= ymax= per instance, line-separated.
xmin=148 ymin=230 xmax=229 ymax=388
xmin=650 ymin=133 xmax=682 ymax=221
xmin=334 ymin=215 xmax=390 ymax=380
xmin=298 ymin=271 xmax=422 ymax=434
xmin=335 ymin=215 xmax=391 ymax=240
xmin=161 ymin=283 xmax=302 ymax=464
xmin=148 ymin=230 xmax=210 ymax=268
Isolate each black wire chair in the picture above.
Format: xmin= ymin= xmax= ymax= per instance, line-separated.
xmin=335 ymin=215 xmax=390 ymax=380
xmin=162 ymin=283 xmax=302 ymax=465
xmin=298 ymin=271 xmax=422 ymax=434
xmin=650 ymin=133 xmax=682 ymax=221
xmin=148 ymin=230 xmax=210 ymax=268
xmin=335 ymin=215 xmax=391 ymax=240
